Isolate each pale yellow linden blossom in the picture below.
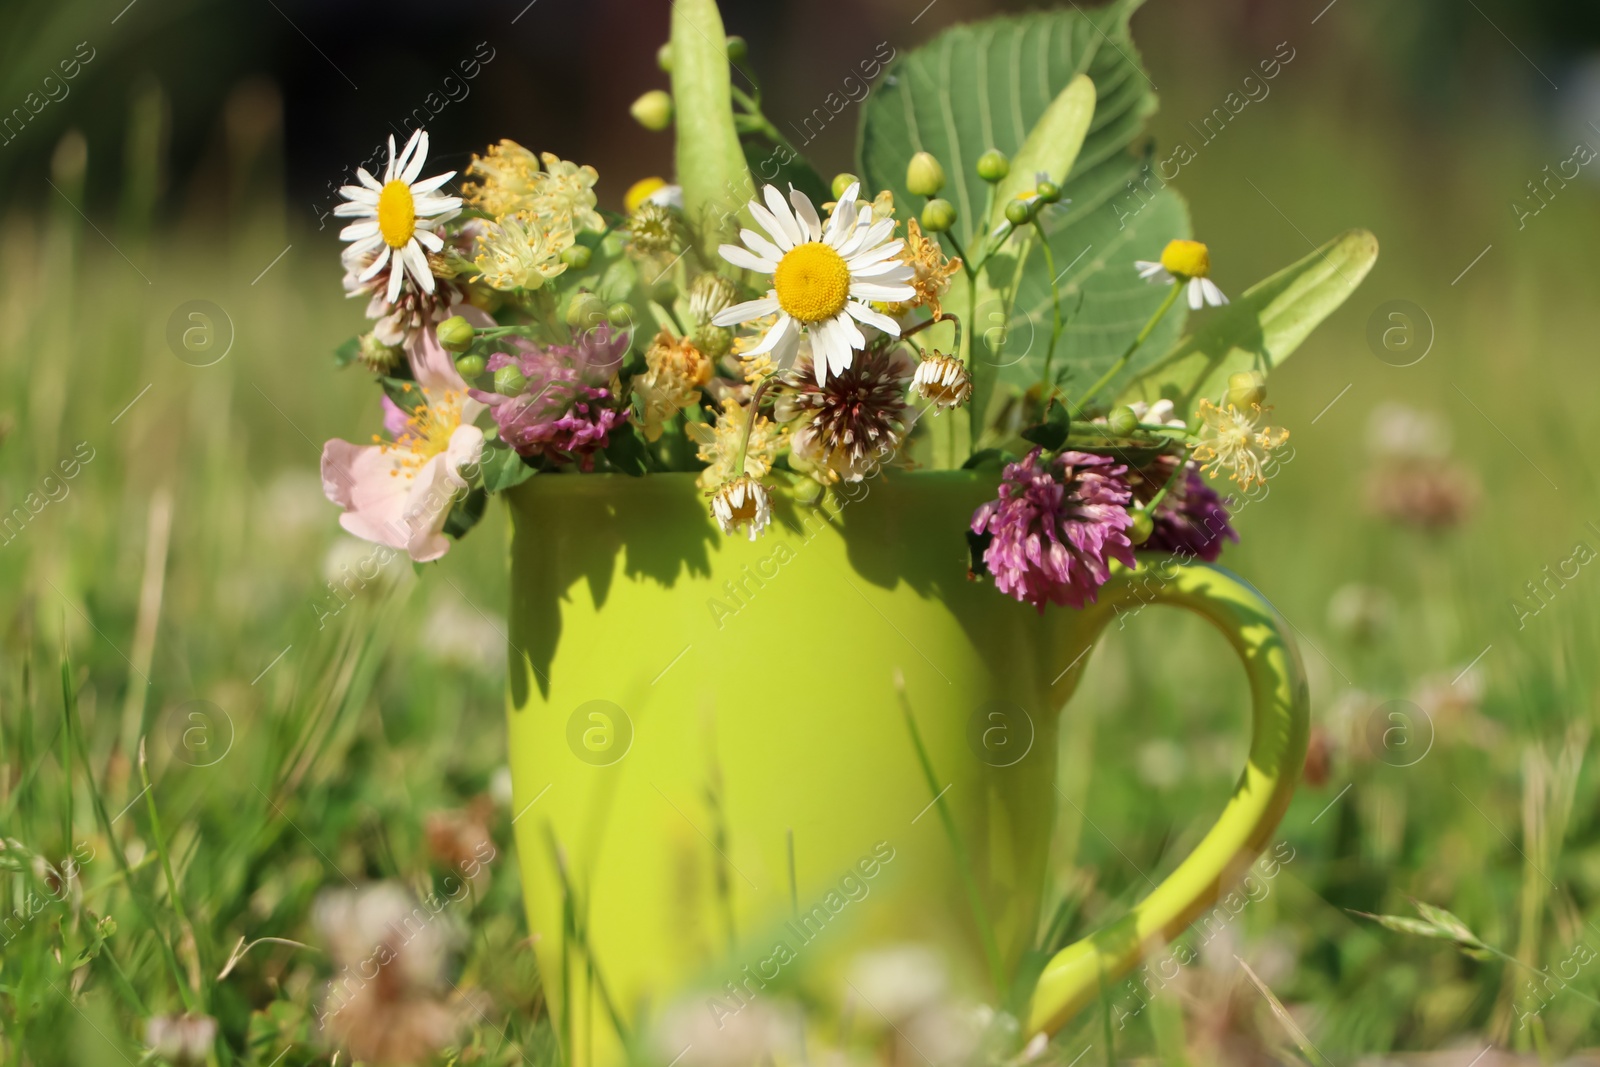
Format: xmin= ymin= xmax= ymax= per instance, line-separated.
xmin=462 ymin=142 xmax=602 ymax=234
xmin=474 ymin=213 xmax=574 ymax=291
xmin=534 ymin=153 xmax=603 ymax=233
xmin=636 ymin=330 xmax=713 ymax=442
xmin=740 ymin=353 xmax=778 ymax=385
xmin=1192 ymin=399 xmax=1290 ymax=490
xmin=692 ymin=397 xmax=785 ymax=491
xmin=884 ymin=218 xmax=961 ymax=320
xmin=462 ymin=140 xmax=543 ymax=219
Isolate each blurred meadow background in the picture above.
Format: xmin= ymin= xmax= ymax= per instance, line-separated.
xmin=3 ymin=0 xmax=1600 ymax=1063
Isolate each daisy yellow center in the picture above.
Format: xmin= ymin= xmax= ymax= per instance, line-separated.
xmin=378 ymin=180 xmax=418 ymax=249
xmin=1159 ymin=239 xmax=1210 ymax=279
xmin=773 ymin=242 xmax=852 ymax=324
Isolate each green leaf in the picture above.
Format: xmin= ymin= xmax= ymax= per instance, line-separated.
xmin=333 ymin=336 xmax=360 ymax=368
xmin=602 ymin=421 xmax=651 ymax=477
xmin=442 ymin=487 xmax=488 ymax=539
xmin=670 ymin=0 xmax=754 ymax=258
xmin=479 ymin=442 xmax=537 ymax=494
xmin=858 ymin=1 xmax=1188 ymax=432
xmin=380 ymin=376 xmax=426 ymax=415
xmin=1120 ymin=229 xmax=1380 ymax=415
xmin=858 ymin=0 xmax=1155 ymax=253
xmin=985 ymin=73 xmax=1096 ymax=233
xmin=994 ymin=184 xmax=1192 ymax=398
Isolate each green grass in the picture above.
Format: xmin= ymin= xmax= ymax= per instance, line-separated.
xmin=3 ymin=35 xmax=1600 ymax=1067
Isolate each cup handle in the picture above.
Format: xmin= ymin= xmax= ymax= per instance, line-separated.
xmin=1025 ymin=558 xmax=1310 ymax=1035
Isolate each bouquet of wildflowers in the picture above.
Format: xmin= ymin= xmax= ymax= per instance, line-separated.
xmin=319 ymin=0 xmax=1374 ymax=611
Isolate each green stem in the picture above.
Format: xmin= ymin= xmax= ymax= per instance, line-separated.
xmin=1070 ymin=282 xmax=1182 ymax=417
xmin=733 ymin=379 xmax=773 ymax=479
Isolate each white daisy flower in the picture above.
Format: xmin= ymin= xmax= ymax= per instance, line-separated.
xmin=1135 ymin=238 xmax=1229 ymax=310
xmin=711 ymin=183 xmax=916 ymax=384
xmin=336 ymin=129 xmax=463 ymax=305
xmin=710 ymin=476 xmax=772 ymax=541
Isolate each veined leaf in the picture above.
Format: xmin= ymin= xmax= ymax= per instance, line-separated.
xmin=857 ymin=0 xmax=1189 ymax=428
xmin=857 ymin=0 xmax=1155 ymax=251
xmin=670 ymin=0 xmax=755 ymax=258
xmin=1119 ymin=229 xmax=1380 ymax=414
xmin=985 ymin=74 xmax=1096 ymax=234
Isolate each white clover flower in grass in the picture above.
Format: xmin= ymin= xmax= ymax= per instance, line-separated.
xmin=712 ymin=183 xmax=916 ymax=384
xmin=1135 ymin=238 xmax=1229 ymax=309
xmin=336 ymin=130 xmax=463 ymax=304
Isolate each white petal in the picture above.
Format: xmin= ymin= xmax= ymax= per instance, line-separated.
xmin=832 ymin=310 xmax=866 ymax=353
xmin=404 ymin=240 xmax=436 ymax=294
xmin=339 ymin=185 xmax=380 ymax=205
xmin=414 ymin=228 xmax=444 ymax=253
xmin=849 ymin=281 xmax=916 ymax=302
xmin=344 ymin=234 xmax=383 ymax=261
xmin=1201 ymin=278 xmax=1229 ymax=306
xmin=825 ymin=184 xmax=859 ymax=244
xmin=719 ymin=244 xmax=779 ymax=274
xmin=358 ymin=244 xmax=393 ymax=281
xmin=837 ymin=217 xmax=895 ymax=259
xmin=356 ymin=167 xmax=383 ymax=192
xmin=339 ymin=219 xmax=380 ymax=241
xmin=748 ymin=201 xmax=797 ymax=252
xmin=712 ymin=295 xmax=780 ymax=327
xmin=846 ymin=240 xmax=905 ymax=269
xmin=409 ymin=171 xmax=454 ymax=194
xmin=850 ymin=258 xmax=915 ymax=279
xmin=413 ymin=195 xmax=463 ymax=217
xmin=382 ymin=135 xmax=399 ymax=182
xmin=845 ymin=301 xmax=902 ymax=335
xmin=789 ymin=186 xmax=823 ymax=241
xmin=398 ymin=130 xmax=427 ymax=184
xmin=1187 ymin=278 xmax=1205 ymax=310
xmin=739 ymin=228 xmax=784 ymax=263
xmin=747 ymin=312 xmax=796 ymax=356
xmin=762 ymin=185 xmax=806 ymax=247
xmin=770 ymin=320 xmax=801 ymax=370
xmin=386 ymin=258 xmax=406 ymax=302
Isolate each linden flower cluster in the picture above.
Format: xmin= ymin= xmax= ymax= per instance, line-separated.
xmin=316 ymin=26 xmax=1316 ymax=621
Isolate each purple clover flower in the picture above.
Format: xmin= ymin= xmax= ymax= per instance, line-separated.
xmin=470 ymin=326 xmax=630 ymax=469
xmin=1145 ymin=464 xmax=1238 ymax=562
xmin=970 ymin=449 xmax=1137 ymax=612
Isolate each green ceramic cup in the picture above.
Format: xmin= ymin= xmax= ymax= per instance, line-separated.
xmin=506 ymin=471 xmax=1308 ymax=1065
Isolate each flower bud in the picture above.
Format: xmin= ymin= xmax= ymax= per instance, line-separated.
xmin=566 ymin=292 xmax=607 ymax=329
xmin=693 ymin=323 xmax=733 ymax=360
xmin=455 ymin=353 xmax=487 ymax=380
xmin=831 ymin=172 xmax=859 ymax=199
xmin=357 ymin=332 xmax=402 ymax=373
xmin=976 ymin=149 xmax=1010 ymax=183
xmin=436 ymin=315 xmax=476 ymax=353
xmin=494 ymin=364 xmax=528 ymax=396
xmin=1128 ymin=510 xmax=1154 ymax=545
xmin=1107 ymin=405 xmax=1140 ymax=437
xmin=1035 ymin=179 xmax=1062 ymax=204
xmin=1226 ymin=370 xmax=1267 ymax=410
xmin=657 ymin=43 xmax=673 ymax=72
xmin=905 ymin=151 xmax=946 ymax=197
xmin=726 ymin=35 xmax=748 ymax=61
xmin=1004 ymin=199 xmax=1033 ymax=226
xmin=920 ymin=198 xmax=957 ymax=233
xmin=560 ymin=244 xmax=592 ymax=269
xmin=607 ymin=302 xmax=636 ymax=328
xmin=630 ymin=90 xmax=673 ymax=132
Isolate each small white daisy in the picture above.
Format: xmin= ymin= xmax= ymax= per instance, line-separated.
xmin=712 ymin=183 xmax=916 ymax=384
xmin=336 ymin=129 xmax=463 ymax=305
xmin=710 ymin=476 xmax=772 ymax=541
xmin=1135 ymin=238 xmax=1229 ymax=310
